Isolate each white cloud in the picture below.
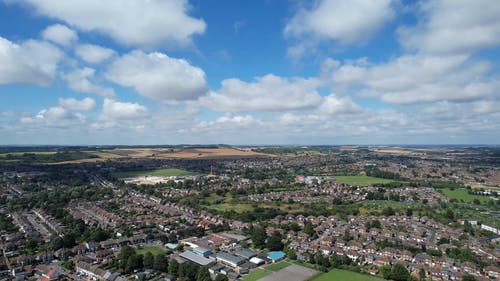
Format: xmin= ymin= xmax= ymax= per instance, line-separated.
xmin=106 ymin=50 xmax=207 ymax=101
xmin=101 ymin=98 xmax=149 ymax=120
xmin=75 ymin=44 xmax=115 ymax=64
xmin=285 ymin=0 xmax=395 ymax=44
xmin=318 ymin=94 xmax=361 ymax=115
xmin=18 ymin=0 xmax=205 ymax=48
xmin=20 ymin=106 xmax=85 ymax=127
xmin=202 ymin=74 xmax=322 ymax=112
xmin=58 ymin=97 xmax=96 ymax=111
xmin=63 ymin=67 xmax=115 ymax=98
xmin=326 ymin=54 xmax=499 ymax=104
xmin=41 ymin=24 xmax=77 ymax=46
xmin=398 ymin=0 xmax=500 ymax=54
xmin=0 ymin=36 xmax=62 ymax=86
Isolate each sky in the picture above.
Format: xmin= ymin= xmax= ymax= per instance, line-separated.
xmin=0 ymin=0 xmax=499 ymax=145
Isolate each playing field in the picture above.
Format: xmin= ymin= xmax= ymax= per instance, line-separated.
xmin=441 ymin=188 xmax=490 ymax=203
xmin=259 ymin=264 xmax=318 ymax=281
xmin=265 ymin=261 xmax=291 ymax=272
xmin=242 ymin=268 xmax=272 ymax=281
xmin=335 ymin=176 xmax=394 ymax=186
xmin=312 ymin=269 xmax=384 ymax=281
xmin=136 ymin=246 xmax=167 ymax=256
xmin=113 ymin=168 xmax=194 ymax=178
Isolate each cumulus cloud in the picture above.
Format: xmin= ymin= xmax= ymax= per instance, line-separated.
xmin=75 ymin=44 xmax=115 ymax=64
xmin=106 ymin=50 xmax=207 ymax=101
xmin=318 ymin=94 xmax=361 ymax=115
xmin=20 ymin=106 xmax=85 ymax=127
xmin=0 ymin=37 xmax=62 ymax=86
xmin=285 ymin=0 xmax=395 ymax=47
xmin=101 ymin=98 xmax=148 ymax=120
xmin=41 ymin=24 xmax=77 ymax=46
xmin=58 ymin=97 xmax=96 ymax=111
xmin=202 ymin=74 xmax=322 ymax=112
xmin=63 ymin=67 xmax=115 ymax=98
xmin=398 ymin=0 xmax=500 ymax=54
xmin=325 ymin=54 xmax=499 ymax=104
xmin=17 ymin=0 xmax=206 ymax=48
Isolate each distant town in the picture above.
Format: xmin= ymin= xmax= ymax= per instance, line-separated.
xmin=0 ymin=145 xmax=498 ymax=281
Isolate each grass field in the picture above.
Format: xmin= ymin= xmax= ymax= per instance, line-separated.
xmin=265 ymin=261 xmax=291 ymax=272
xmin=311 ymin=269 xmax=384 ymax=281
xmin=113 ymin=168 xmax=194 ymax=178
xmin=242 ymin=268 xmax=272 ymax=281
xmin=335 ymin=176 xmax=394 ymax=186
xmin=136 ymin=246 xmax=167 ymax=256
xmin=441 ymin=188 xmax=490 ymax=203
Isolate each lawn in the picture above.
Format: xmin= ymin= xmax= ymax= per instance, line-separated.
xmin=205 ymin=203 xmax=255 ymax=213
xmin=241 ymin=268 xmax=272 ymax=281
xmin=136 ymin=246 xmax=167 ymax=256
xmin=335 ymin=176 xmax=394 ymax=186
xmin=265 ymin=261 xmax=291 ymax=272
xmin=441 ymin=188 xmax=490 ymax=203
xmin=113 ymin=168 xmax=193 ymax=178
xmin=312 ymin=269 xmax=384 ymax=281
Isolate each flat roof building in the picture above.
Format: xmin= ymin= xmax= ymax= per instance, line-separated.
xmin=235 ymin=248 xmax=257 ymax=259
xmin=216 ymin=252 xmax=246 ymax=268
xmin=179 ymin=251 xmax=214 ymax=266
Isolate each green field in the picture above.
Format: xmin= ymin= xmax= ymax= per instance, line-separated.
xmin=113 ymin=168 xmax=193 ymax=178
xmin=312 ymin=269 xmax=384 ymax=281
xmin=136 ymin=246 xmax=167 ymax=256
xmin=441 ymin=188 xmax=490 ymax=203
xmin=265 ymin=261 xmax=291 ymax=272
xmin=335 ymin=176 xmax=394 ymax=186
xmin=241 ymin=268 xmax=272 ymax=281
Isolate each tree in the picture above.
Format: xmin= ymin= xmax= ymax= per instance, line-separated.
xmin=168 ymin=259 xmax=179 ymax=276
xmin=303 ymin=222 xmax=315 ymax=236
xmin=215 ymin=274 xmax=229 ymax=281
xmin=196 ymin=266 xmax=211 ymax=281
xmin=462 ymin=275 xmax=477 ymax=281
xmin=390 ymin=263 xmax=410 ymax=281
xmin=154 ymin=254 xmax=168 ymax=272
xmin=143 ymin=252 xmax=154 ymax=269
xmin=266 ymin=233 xmax=284 ymax=251
xmin=382 ymin=207 xmax=395 ymax=216
xmin=251 ymin=226 xmax=267 ymax=248
xmin=406 ymin=208 xmax=413 ymax=217
xmin=380 ymin=264 xmax=392 ymax=279
xmin=418 ymin=268 xmax=426 ymax=281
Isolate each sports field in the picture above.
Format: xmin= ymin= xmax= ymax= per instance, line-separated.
xmin=312 ymin=269 xmax=384 ymax=281
xmin=242 ymin=268 xmax=271 ymax=281
xmin=136 ymin=246 xmax=167 ymax=256
xmin=335 ymin=176 xmax=394 ymax=186
xmin=441 ymin=188 xmax=490 ymax=203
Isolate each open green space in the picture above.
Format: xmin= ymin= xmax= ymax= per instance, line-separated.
xmin=311 ymin=269 xmax=384 ymax=281
xmin=265 ymin=261 xmax=291 ymax=272
xmin=241 ymin=268 xmax=272 ymax=281
xmin=113 ymin=168 xmax=194 ymax=178
xmin=335 ymin=176 xmax=394 ymax=186
xmin=441 ymin=188 xmax=490 ymax=203
xmin=136 ymin=246 xmax=167 ymax=256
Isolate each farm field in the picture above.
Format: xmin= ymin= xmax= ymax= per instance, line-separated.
xmin=312 ymin=269 xmax=384 ymax=281
xmin=334 ymin=176 xmax=394 ymax=186
xmin=136 ymin=246 xmax=168 ymax=256
xmin=441 ymin=188 xmax=490 ymax=203
xmin=241 ymin=268 xmax=271 ymax=281
xmin=113 ymin=168 xmax=194 ymax=178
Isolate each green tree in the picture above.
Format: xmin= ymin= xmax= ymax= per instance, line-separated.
xmin=143 ymin=252 xmax=154 ymax=269
xmin=168 ymin=259 xmax=179 ymax=276
xmin=406 ymin=208 xmax=413 ymax=217
xmin=215 ymin=274 xmax=229 ymax=281
xmin=462 ymin=275 xmax=477 ymax=281
xmin=390 ymin=263 xmax=410 ymax=281
xmin=196 ymin=266 xmax=211 ymax=281
xmin=382 ymin=207 xmax=395 ymax=216
xmin=380 ymin=264 xmax=392 ymax=279
xmin=266 ymin=232 xmax=284 ymax=251
xmin=251 ymin=226 xmax=267 ymax=248
xmin=154 ymin=254 xmax=168 ymax=272
xmin=418 ymin=268 xmax=426 ymax=281
xmin=303 ymin=222 xmax=315 ymax=236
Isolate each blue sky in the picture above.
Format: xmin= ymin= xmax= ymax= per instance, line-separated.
xmin=0 ymin=0 xmax=499 ymax=145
